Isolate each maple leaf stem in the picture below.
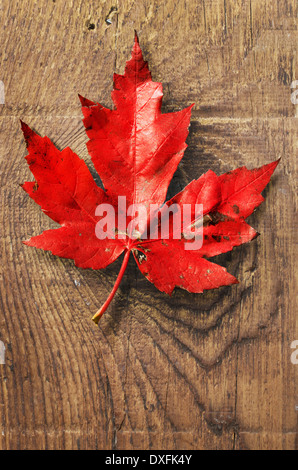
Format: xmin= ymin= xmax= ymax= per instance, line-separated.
xmin=92 ymin=249 xmax=131 ymax=324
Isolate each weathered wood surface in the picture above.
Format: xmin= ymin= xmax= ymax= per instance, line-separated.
xmin=0 ymin=0 xmax=297 ymax=450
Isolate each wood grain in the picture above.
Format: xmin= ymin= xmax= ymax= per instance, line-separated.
xmin=0 ymin=0 xmax=297 ymax=450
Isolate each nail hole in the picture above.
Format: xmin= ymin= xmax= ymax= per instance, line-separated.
xmin=105 ymin=6 xmax=118 ymax=25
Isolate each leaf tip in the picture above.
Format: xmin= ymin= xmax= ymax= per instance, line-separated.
xmin=20 ymin=119 xmax=29 ymax=133
xmin=271 ymin=157 xmax=281 ymax=170
xmin=265 ymin=157 xmax=281 ymax=175
xmin=78 ymin=94 xmax=96 ymax=108
xmin=20 ymin=120 xmax=34 ymax=143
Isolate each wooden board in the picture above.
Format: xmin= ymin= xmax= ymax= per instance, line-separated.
xmin=0 ymin=0 xmax=297 ymax=450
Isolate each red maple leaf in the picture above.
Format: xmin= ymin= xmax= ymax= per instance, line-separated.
xmin=21 ymin=34 xmax=279 ymax=323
